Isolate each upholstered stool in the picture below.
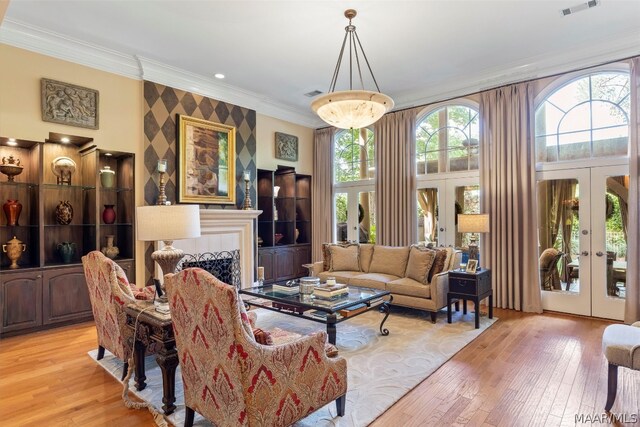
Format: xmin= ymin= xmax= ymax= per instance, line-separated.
xmin=601 ymin=322 xmax=640 ymax=411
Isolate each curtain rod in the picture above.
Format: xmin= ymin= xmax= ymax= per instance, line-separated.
xmin=314 ymin=53 xmax=639 ymax=130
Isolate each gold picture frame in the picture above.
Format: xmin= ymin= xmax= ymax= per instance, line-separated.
xmin=177 ymin=115 xmax=236 ymax=204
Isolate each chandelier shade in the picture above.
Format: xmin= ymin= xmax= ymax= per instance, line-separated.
xmin=311 ymin=90 xmax=393 ymax=130
xmin=312 ymin=9 xmax=394 ymax=129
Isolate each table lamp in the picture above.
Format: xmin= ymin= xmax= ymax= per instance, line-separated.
xmin=457 ymin=213 xmax=490 ymax=264
xmin=137 ymin=204 xmax=201 ymax=278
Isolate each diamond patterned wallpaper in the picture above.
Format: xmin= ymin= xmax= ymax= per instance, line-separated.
xmin=143 ymin=81 xmax=257 ymax=284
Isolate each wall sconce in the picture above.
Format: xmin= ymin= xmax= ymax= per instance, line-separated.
xmin=157 ymin=159 xmax=167 ymax=205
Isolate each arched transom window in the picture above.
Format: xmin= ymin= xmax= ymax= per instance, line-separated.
xmin=535 ymin=72 xmax=630 ymax=163
xmin=416 ymin=105 xmax=479 ymax=174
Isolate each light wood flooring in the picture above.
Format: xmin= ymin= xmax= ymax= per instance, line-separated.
xmin=1 ymin=308 xmax=639 ymax=426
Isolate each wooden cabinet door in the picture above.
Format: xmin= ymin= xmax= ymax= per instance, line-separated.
xmin=0 ymin=271 xmax=43 ymax=335
xmin=258 ymin=248 xmax=275 ymax=284
xmin=294 ymin=245 xmax=311 ymax=277
xmin=275 ymin=247 xmax=296 ymax=281
xmin=43 ymin=266 xmax=93 ymax=325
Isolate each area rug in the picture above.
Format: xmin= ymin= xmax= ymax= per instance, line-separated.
xmin=90 ymin=307 xmax=496 ymax=426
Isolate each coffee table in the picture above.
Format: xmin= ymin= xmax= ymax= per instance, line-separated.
xmin=240 ymin=284 xmax=392 ymax=345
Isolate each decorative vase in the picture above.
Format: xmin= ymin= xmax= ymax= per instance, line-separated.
xmin=3 ymin=199 xmax=22 ymax=226
xmin=57 ymin=241 xmax=76 ymax=264
xmin=0 ymin=155 xmax=24 ymax=182
xmin=100 ymin=165 xmax=115 ymax=188
xmin=2 ymin=236 xmax=26 ymax=269
xmin=102 ymin=205 xmax=116 ymax=224
xmin=55 ymin=200 xmax=73 ymax=225
xmin=101 ymin=235 xmax=119 ymax=259
xmin=295 ymin=228 xmax=300 ymax=243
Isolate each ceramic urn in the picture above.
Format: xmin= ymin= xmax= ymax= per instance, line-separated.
xmin=3 ymin=236 xmax=26 ymax=269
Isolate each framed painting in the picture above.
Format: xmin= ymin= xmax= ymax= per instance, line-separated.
xmin=177 ymin=115 xmax=236 ymax=204
xmin=275 ymin=132 xmax=298 ymax=161
xmin=41 ymin=78 xmax=99 ymax=129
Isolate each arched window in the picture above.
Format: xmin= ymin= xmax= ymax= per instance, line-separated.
xmin=334 ymin=128 xmax=374 ymax=183
xmin=416 ymin=105 xmax=479 ymax=174
xmin=535 ymin=72 xmax=630 ymax=163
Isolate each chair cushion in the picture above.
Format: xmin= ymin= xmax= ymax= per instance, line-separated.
xmin=369 ymin=246 xmax=410 ymax=277
xmin=349 ymin=273 xmax=398 ymax=290
xmin=405 ymin=246 xmax=437 ymax=284
xmin=330 ymin=245 xmax=360 ymax=272
xmin=129 ymin=284 xmax=156 ymax=300
xmin=270 ymin=327 xmax=338 ymax=357
xmin=428 ymin=248 xmax=448 ymax=283
xmin=387 ymin=277 xmax=431 ymax=298
xmin=602 ymin=324 xmax=640 ymax=369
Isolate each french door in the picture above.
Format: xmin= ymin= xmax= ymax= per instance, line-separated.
xmin=417 ymin=176 xmax=479 ymax=248
xmin=334 ymin=186 xmax=376 ymax=243
xmin=537 ymin=165 xmax=629 ymax=320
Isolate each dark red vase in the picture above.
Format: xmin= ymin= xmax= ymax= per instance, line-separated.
xmin=3 ymin=199 xmax=22 ymax=226
xmin=102 ymin=204 xmax=116 ymax=224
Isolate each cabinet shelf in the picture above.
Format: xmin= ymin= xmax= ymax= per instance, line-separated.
xmin=0 ymin=182 xmax=38 ymax=189
xmin=100 ymin=223 xmax=133 ymax=226
xmin=100 ymin=187 xmax=133 ymax=193
xmin=44 ymin=224 xmax=96 ymax=227
xmin=0 ymin=224 xmax=39 ymax=229
xmin=42 ymin=183 xmax=96 ymax=190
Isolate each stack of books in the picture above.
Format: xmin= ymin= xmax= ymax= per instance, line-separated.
xmin=272 ymin=284 xmax=299 ymax=295
xmin=339 ymin=303 xmax=368 ymax=317
xmin=314 ymin=283 xmax=349 ymax=300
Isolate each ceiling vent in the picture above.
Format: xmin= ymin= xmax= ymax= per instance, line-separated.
xmin=561 ymin=0 xmax=599 ymax=16
xmin=304 ymin=90 xmax=323 ymax=97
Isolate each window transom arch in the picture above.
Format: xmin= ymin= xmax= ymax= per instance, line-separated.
xmin=416 ymin=103 xmax=480 ymax=174
xmin=535 ymin=69 xmax=630 ymax=163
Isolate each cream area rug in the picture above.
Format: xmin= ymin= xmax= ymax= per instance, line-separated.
xmin=90 ymin=307 xmax=496 ymax=426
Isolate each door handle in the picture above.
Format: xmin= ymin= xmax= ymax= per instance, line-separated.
xmin=595 ymin=251 xmax=604 ymax=257
xmin=581 ymin=251 xmax=589 ymax=256
xmin=439 ymin=227 xmax=445 ymax=232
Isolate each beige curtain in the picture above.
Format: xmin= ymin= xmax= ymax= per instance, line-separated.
xmin=311 ymin=127 xmax=334 ymax=262
xmin=374 ymin=109 xmax=418 ymax=246
xmin=625 ymin=57 xmax=640 ymax=324
xmin=480 ymin=82 xmax=542 ymax=313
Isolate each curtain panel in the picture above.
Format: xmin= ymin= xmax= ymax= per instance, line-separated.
xmin=624 ymin=57 xmax=640 ymax=324
xmin=311 ymin=127 xmax=335 ymax=262
xmin=480 ymin=83 xmax=542 ymax=313
xmin=374 ymin=109 xmax=418 ymax=246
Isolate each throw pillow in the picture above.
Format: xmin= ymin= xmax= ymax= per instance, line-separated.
xmin=322 ymin=243 xmax=332 ymax=272
xmin=405 ymin=246 xmax=437 ymax=284
xmin=428 ymin=248 xmax=448 ymax=283
xmin=330 ymin=245 xmax=360 ymax=272
xmin=369 ymin=246 xmax=410 ymax=277
xmin=359 ymin=244 xmax=375 ymax=273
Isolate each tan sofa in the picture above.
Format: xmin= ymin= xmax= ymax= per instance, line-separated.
xmin=311 ymin=244 xmax=461 ymax=322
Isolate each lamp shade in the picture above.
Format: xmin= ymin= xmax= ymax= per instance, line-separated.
xmin=311 ymin=90 xmax=393 ymax=130
xmin=136 ymin=205 xmax=201 ymax=242
xmin=457 ymin=214 xmax=490 ymax=233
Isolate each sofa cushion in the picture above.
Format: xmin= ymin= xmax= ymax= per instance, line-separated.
xmin=404 ymin=246 xmax=437 ymax=284
xmin=318 ymin=271 xmax=363 ymax=284
xmin=349 ymin=273 xmax=398 ymax=290
xmin=359 ymin=244 xmax=375 ymax=273
xmin=323 ymin=243 xmax=359 ymax=272
xmin=369 ymin=246 xmax=410 ymax=277
xmin=330 ymin=245 xmax=360 ymax=272
xmin=443 ymin=247 xmax=455 ymax=271
xmin=386 ymin=277 xmax=431 ymax=299
xmin=428 ymin=248 xmax=448 ymax=283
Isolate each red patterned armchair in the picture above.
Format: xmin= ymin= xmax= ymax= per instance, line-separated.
xmin=164 ymin=268 xmax=348 ymax=427
xmin=82 ymin=251 xmax=156 ymax=380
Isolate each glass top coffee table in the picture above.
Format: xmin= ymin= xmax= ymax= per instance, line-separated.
xmin=240 ymin=284 xmax=392 ymax=345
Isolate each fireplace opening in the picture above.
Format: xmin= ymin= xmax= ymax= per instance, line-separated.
xmin=178 ymin=250 xmax=241 ymax=289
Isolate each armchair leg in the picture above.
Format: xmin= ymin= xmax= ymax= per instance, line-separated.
xmin=97 ymin=345 xmax=105 ymax=360
xmin=335 ymin=394 xmax=346 ymax=417
xmin=185 ymin=406 xmax=195 ymax=427
xmin=429 ymin=311 xmax=437 ymax=324
xmin=605 ymin=363 xmax=618 ymax=412
xmin=121 ymin=362 xmax=129 ymax=381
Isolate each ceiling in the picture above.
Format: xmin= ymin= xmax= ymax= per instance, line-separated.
xmin=2 ymin=0 xmax=639 ymax=127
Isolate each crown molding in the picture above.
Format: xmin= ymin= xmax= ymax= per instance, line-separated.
xmin=393 ymin=29 xmax=640 ymax=110
xmin=137 ymin=56 xmax=322 ymax=128
xmin=0 ymin=19 xmax=321 ymax=128
xmin=0 ymin=19 xmax=141 ymax=79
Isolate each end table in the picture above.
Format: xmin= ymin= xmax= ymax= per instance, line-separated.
xmin=447 ymin=268 xmax=493 ymax=329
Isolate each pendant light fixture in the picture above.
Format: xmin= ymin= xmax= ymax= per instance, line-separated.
xmin=311 ymin=9 xmax=394 ymax=130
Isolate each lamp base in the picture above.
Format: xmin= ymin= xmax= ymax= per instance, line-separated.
xmin=468 ymin=243 xmax=479 ymax=264
xmin=154 ymin=295 xmax=170 ymax=314
xmin=152 ymin=241 xmax=184 ymax=277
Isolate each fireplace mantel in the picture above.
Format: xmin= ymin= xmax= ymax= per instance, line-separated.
xmin=162 ymin=209 xmax=262 ymax=288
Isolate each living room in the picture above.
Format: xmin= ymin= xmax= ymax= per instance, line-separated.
xmin=1 ymin=1 xmax=640 ymax=426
